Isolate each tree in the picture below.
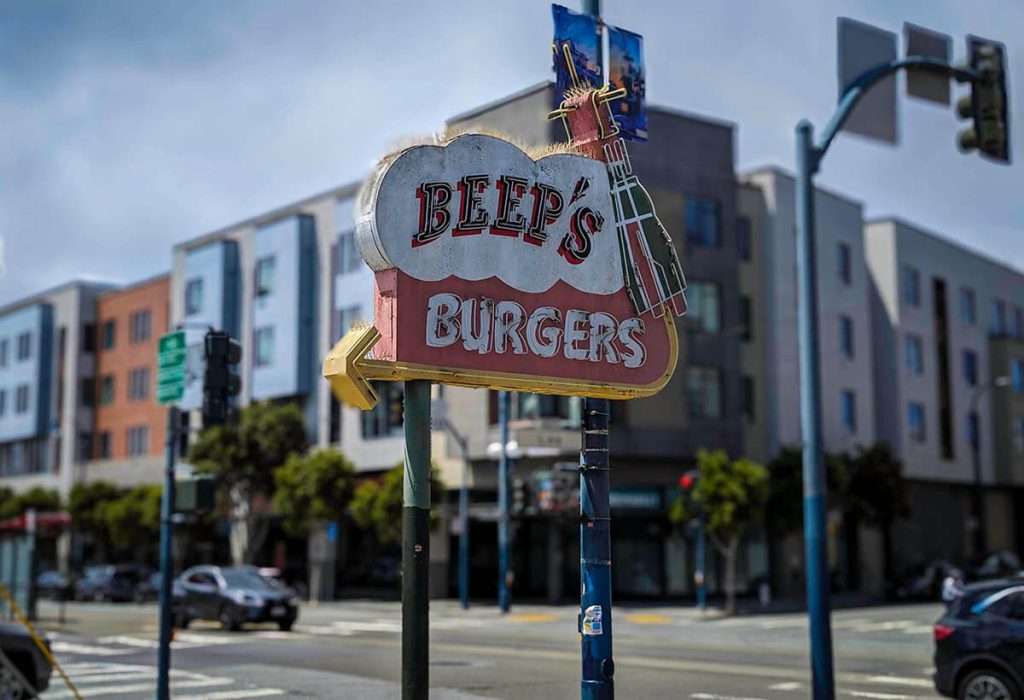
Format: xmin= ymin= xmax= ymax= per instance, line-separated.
xmin=764 ymin=447 xmax=848 ymax=537
xmin=0 ymin=486 xmax=63 ymax=521
xmin=669 ymin=449 xmax=769 ymax=614
xmin=69 ymin=481 xmax=123 ymax=561
xmin=273 ymin=449 xmax=356 ymax=536
xmin=350 ymin=462 xmax=442 ymax=545
xmin=0 ymin=486 xmax=17 ymax=521
xmin=843 ymin=443 xmax=909 ymax=586
xmin=189 ymin=401 xmax=308 ymax=564
xmin=100 ymin=485 xmax=162 ymax=558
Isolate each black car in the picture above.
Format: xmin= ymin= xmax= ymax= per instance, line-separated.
xmin=934 ymin=578 xmax=1024 ymax=699
xmin=74 ymin=565 xmax=142 ymax=602
xmin=0 ymin=622 xmax=52 ymax=698
xmin=35 ymin=570 xmax=74 ymax=601
xmin=173 ymin=565 xmax=299 ymax=631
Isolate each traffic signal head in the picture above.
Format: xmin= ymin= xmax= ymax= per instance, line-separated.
xmin=956 ymin=36 xmax=1010 ymax=163
xmin=679 ymin=470 xmax=699 ymax=490
xmin=202 ymin=330 xmax=242 ymax=427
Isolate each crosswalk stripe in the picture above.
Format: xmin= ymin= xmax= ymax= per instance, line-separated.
xmin=846 ymin=691 xmax=918 ymax=700
xmin=174 ymin=689 xmax=286 ymax=700
xmin=863 ymin=676 xmax=933 ymax=689
xmin=44 ymin=676 xmax=234 ymax=699
xmin=50 ymin=641 xmax=133 ymax=656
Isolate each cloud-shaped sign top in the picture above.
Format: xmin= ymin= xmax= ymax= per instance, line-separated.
xmin=356 ymin=134 xmax=623 ymax=296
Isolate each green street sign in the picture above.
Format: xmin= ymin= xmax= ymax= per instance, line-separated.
xmin=157 ymin=330 xmax=187 ymax=405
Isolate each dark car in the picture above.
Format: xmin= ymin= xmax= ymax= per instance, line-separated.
xmin=134 ymin=572 xmax=164 ymax=603
xmin=934 ymin=578 xmax=1024 ymax=699
xmin=0 ymin=622 xmax=52 ymax=698
xmin=74 ymin=565 xmax=142 ymax=602
xmin=972 ymin=551 xmax=1023 ymax=582
xmin=35 ymin=570 xmax=73 ymax=601
xmin=172 ymin=565 xmax=299 ymax=631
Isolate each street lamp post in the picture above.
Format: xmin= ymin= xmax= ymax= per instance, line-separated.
xmin=968 ymin=376 xmax=1011 ymax=558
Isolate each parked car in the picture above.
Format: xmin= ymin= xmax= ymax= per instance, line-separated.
xmin=0 ymin=622 xmax=52 ymax=698
xmin=972 ymin=551 xmax=1023 ymax=582
xmin=895 ymin=559 xmax=962 ymax=601
xmin=74 ymin=565 xmax=143 ymax=602
xmin=934 ymin=578 xmax=1024 ymax=699
xmin=172 ymin=565 xmax=300 ymax=631
xmin=134 ymin=572 xmax=164 ymax=603
xmin=35 ymin=570 xmax=73 ymax=601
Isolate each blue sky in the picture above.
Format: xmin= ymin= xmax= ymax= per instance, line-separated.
xmin=1 ymin=0 xmax=1020 ymax=306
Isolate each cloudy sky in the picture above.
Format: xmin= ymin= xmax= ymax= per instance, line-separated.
xmin=2 ymin=0 xmax=1021 ymax=306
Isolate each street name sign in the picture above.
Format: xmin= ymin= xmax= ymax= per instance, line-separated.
xmin=157 ymin=330 xmax=186 ymax=404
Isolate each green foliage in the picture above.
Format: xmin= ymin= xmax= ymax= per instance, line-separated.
xmin=189 ymin=401 xmax=308 ymax=495
xmin=764 ymin=446 xmax=848 ymax=537
xmin=69 ymin=481 xmax=123 ymax=535
xmin=100 ymin=485 xmax=162 ymax=551
xmin=0 ymin=486 xmax=17 ymax=521
xmin=844 ymin=442 xmax=909 ymax=527
xmin=274 ymin=449 xmax=356 ymax=536
xmin=0 ymin=486 xmax=63 ymax=521
xmin=669 ymin=449 xmax=769 ymax=545
xmin=349 ymin=462 xmax=442 ymax=545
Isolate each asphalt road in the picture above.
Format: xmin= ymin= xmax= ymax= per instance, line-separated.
xmin=26 ymin=599 xmax=945 ymax=699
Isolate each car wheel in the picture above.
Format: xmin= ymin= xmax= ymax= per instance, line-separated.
xmin=959 ymin=668 xmax=1019 ymax=700
xmin=0 ymin=663 xmax=28 ymax=699
xmin=219 ymin=606 xmax=240 ymax=632
xmin=278 ymin=619 xmax=294 ymax=632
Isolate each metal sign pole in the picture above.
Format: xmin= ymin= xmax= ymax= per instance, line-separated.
xmin=580 ymin=397 xmax=613 ymax=699
xmin=402 ymin=380 xmax=431 ymax=700
xmin=497 ymin=390 xmax=511 ymax=613
xmin=156 ymin=405 xmax=178 ymax=700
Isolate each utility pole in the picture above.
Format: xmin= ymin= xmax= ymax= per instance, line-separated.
xmin=156 ymin=405 xmax=177 ymax=700
xmin=402 ymin=380 xmax=431 ymax=700
xmin=497 ymin=390 xmax=511 ymax=614
xmin=795 ymin=46 xmax=1005 ymax=699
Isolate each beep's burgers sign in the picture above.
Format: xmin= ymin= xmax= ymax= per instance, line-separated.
xmin=326 ymin=93 xmax=686 ymax=409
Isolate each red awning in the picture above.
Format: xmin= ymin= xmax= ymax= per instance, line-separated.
xmin=0 ymin=511 xmax=72 ymax=532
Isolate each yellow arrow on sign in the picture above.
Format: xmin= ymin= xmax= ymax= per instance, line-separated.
xmin=323 ymin=317 xmax=679 ymax=411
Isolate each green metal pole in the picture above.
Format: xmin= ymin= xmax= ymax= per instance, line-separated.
xmin=402 ymin=381 xmax=431 ymax=700
xmin=157 ymin=405 xmax=177 ymax=700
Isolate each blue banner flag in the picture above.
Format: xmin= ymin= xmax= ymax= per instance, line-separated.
xmin=608 ymin=24 xmax=647 ymax=141
xmin=552 ymin=4 xmax=601 ymax=96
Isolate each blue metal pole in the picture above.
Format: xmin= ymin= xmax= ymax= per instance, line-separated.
xmin=581 ymin=397 xmax=613 ymax=699
xmin=498 ymin=390 xmax=511 ymax=613
xmin=695 ymin=519 xmax=707 ymax=611
xmin=796 ymin=120 xmax=835 ymax=700
xmin=156 ymin=405 xmax=178 ymax=700
xmin=459 ymin=450 xmax=470 ymax=610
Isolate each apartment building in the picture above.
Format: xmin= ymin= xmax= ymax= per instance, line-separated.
xmin=85 ymin=275 xmax=170 ymax=486
xmin=865 ymin=218 xmax=1024 ymax=569
xmin=0 ymin=281 xmax=113 ymax=497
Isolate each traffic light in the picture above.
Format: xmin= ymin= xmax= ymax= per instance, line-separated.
xmin=202 ymin=330 xmax=241 ymax=427
xmin=956 ymin=36 xmax=1010 ymax=163
xmin=679 ymin=470 xmax=698 ymax=492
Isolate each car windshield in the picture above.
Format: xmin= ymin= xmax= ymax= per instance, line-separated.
xmin=220 ymin=569 xmax=276 ymax=591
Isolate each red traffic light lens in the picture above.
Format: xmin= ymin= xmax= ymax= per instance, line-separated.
xmin=679 ymin=475 xmax=694 ymax=489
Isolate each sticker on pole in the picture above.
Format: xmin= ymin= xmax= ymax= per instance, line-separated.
xmin=324 ymin=87 xmax=686 ymax=409
xmin=582 ymin=604 xmax=603 ymax=635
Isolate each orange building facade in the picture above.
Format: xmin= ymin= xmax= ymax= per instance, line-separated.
xmin=92 ymin=275 xmax=169 ymax=462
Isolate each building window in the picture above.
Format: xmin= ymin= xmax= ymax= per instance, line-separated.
xmin=0 ymin=389 xmax=6 ymax=416
xmin=101 ymin=320 xmax=116 ymax=350
xmin=841 ymin=390 xmax=856 ymax=432
xmin=80 ymin=378 xmax=95 ymax=406
xmin=687 ymin=281 xmax=721 ymax=333
xmin=128 ymin=367 xmax=150 ymax=401
xmin=15 ymin=385 xmax=29 ymax=414
xmin=0 ymin=339 xmax=7 ymax=367
xmin=338 ymin=231 xmax=361 ymax=273
xmin=839 ymin=316 xmax=854 ymax=359
xmin=185 ymin=278 xmax=203 ymax=316
xmin=837 ymin=243 xmax=851 ymax=286
xmin=1014 ymin=419 xmax=1024 ymax=456
xmin=687 ymin=366 xmax=722 ymax=419
xmin=1013 ymin=359 xmax=1024 ymax=393
xmin=127 ymin=426 xmax=149 ymax=456
xmin=685 ymin=197 xmax=719 ymax=248
xmin=16 ymin=332 xmax=31 ymax=361
xmin=901 ymin=265 xmax=920 ymax=307
xmin=741 ymin=375 xmax=755 ymax=421
xmin=129 ymin=310 xmax=152 ymax=343
xmin=100 ymin=375 xmax=115 ymax=405
xmin=338 ymin=306 xmax=362 ymax=336
xmin=362 ymin=382 xmax=404 ymax=438
xmin=735 ymin=216 xmax=751 ymax=261
xmin=991 ymin=299 xmax=1007 ymax=335
xmin=254 ymin=327 xmax=274 ymax=367
xmin=1011 ymin=307 xmax=1024 ymax=339
xmin=962 ymin=350 xmax=978 ymax=386
xmin=908 ymin=403 xmax=926 ymax=442
xmin=968 ymin=411 xmax=980 ymax=449
xmin=739 ymin=296 xmax=752 ymax=341
xmin=516 ymin=394 xmax=582 ymax=426
xmin=959 ymin=287 xmax=977 ymax=325
xmin=255 ymin=256 xmax=276 ymax=297
xmin=905 ymin=335 xmax=924 ymax=375
xmin=98 ymin=431 xmax=112 ymax=459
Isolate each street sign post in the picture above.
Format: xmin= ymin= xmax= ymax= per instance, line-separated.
xmin=157 ymin=330 xmax=186 ymax=405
